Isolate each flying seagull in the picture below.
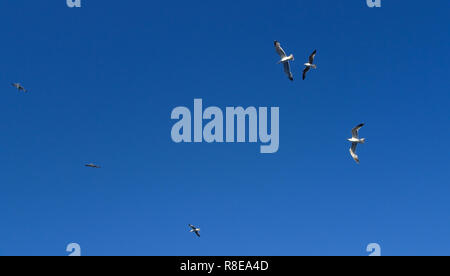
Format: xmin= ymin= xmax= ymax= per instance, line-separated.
xmin=348 ymin=123 xmax=366 ymax=164
xmin=85 ymin=163 xmax=101 ymax=168
xmin=302 ymin=50 xmax=317 ymax=80
xmin=274 ymin=41 xmax=294 ymax=81
xmin=189 ymin=224 xmax=201 ymax=237
xmin=11 ymin=83 xmax=27 ymax=93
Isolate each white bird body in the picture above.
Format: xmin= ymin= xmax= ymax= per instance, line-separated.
xmin=348 ymin=137 xmax=365 ymax=143
xmin=304 ymin=63 xmax=317 ymax=69
xmin=278 ymin=54 xmax=294 ymax=64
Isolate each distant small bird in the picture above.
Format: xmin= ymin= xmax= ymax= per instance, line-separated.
xmin=348 ymin=123 xmax=366 ymax=164
xmin=302 ymin=50 xmax=317 ymax=80
xmin=11 ymin=83 xmax=27 ymax=93
xmin=189 ymin=224 xmax=201 ymax=237
xmin=85 ymin=163 xmax=101 ymax=168
xmin=274 ymin=41 xmax=294 ymax=81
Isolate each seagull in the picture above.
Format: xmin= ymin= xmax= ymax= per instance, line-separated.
xmin=85 ymin=163 xmax=101 ymax=168
xmin=189 ymin=224 xmax=201 ymax=237
xmin=274 ymin=41 xmax=294 ymax=81
xmin=348 ymin=123 xmax=366 ymax=164
xmin=302 ymin=50 xmax=317 ymax=80
xmin=11 ymin=83 xmax=27 ymax=93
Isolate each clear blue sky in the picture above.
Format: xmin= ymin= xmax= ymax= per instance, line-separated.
xmin=0 ymin=0 xmax=449 ymax=256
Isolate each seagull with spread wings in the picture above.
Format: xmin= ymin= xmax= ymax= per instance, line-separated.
xmin=302 ymin=50 xmax=317 ymax=80
xmin=12 ymin=83 xmax=27 ymax=93
xmin=85 ymin=163 xmax=101 ymax=169
xmin=274 ymin=41 xmax=294 ymax=81
xmin=189 ymin=224 xmax=201 ymax=237
xmin=348 ymin=123 xmax=366 ymax=164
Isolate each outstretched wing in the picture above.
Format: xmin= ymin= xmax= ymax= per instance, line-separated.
xmin=12 ymin=83 xmax=27 ymax=92
xmin=274 ymin=41 xmax=287 ymax=59
xmin=303 ymin=67 xmax=310 ymax=80
xmin=309 ymin=50 xmax=317 ymax=64
xmin=351 ymin=123 xmax=365 ymax=138
xmin=284 ymin=62 xmax=294 ymax=81
xmin=195 ymin=231 xmax=200 ymax=238
xmin=350 ymin=143 xmax=360 ymax=164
